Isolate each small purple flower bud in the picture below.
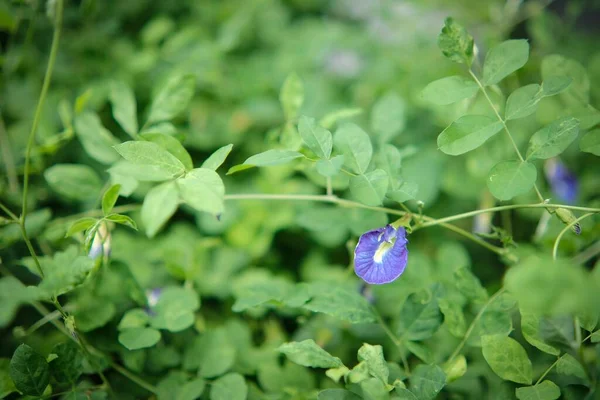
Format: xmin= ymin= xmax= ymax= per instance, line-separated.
xmin=358 ymin=282 xmax=376 ymax=304
xmin=88 ymin=222 xmax=111 ymax=260
xmin=146 ymin=288 xmax=162 ymax=308
xmin=544 ymin=158 xmax=578 ymax=204
xmin=354 ymin=225 xmax=408 ymax=285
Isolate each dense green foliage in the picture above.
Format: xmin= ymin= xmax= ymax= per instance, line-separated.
xmin=1 ymin=0 xmax=599 ymax=399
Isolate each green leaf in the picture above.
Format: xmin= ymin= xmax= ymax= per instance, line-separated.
xmin=334 ymin=123 xmax=373 ymax=174
xmin=227 ymin=149 xmax=305 ymax=174
xmin=453 ymin=267 xmax=488 ymax=303
xmin=515 ymin=380 xmax=560 ymax=400
xmin=278 ymin=340 xmax=343 ymax=369
xmin=177 ymin=378 xmax=206 ymax=400
xmin=114 ymin=141 xmax=186 ymax=179
xmin=177 ymin=168 xmax=224 ymax=216
xmin=591 ymin=330 xmax=600 ymax=342
xmin=102 ymin=184 xmax=121 ymax=216
xmin=303 ymin=284 xmax=376 ymax=324
xmin=482 ymin=40 xmax=530 ymax=86
xmin=526 ymin=117 xmax=580 ymax=160
xmin=437 ymin=17 xmax=474 ymax=65
xmin=151 ymin=287 xmax=200 ymax=332
xmin=394 ymin=388 xmax=419 ymax=400
xmin=520 ymin=310 xmax=560 ymax=356
xmin=280 ymin=72 xmax=304 ymax=121
xmin=396 ymin=288 xmax=443 ymax=341
xmin=421 ymin=76 xmax=478 ymax=106
xmin=320 ymin=108 xmax=363 ymax=130
xmin=505 ymin=84 xmax=543 ymax=120
xmin=141 ymin=133 xmax=194 ymax=171
xmin=298 ymin=116 xmax=333 ymax=159
xmin=487 ymin=160 xmax=537 ymax=201
xmin=406 ymin=341 xmax=433 ymax=363
xmin=9 ymin=344 xmax=49 ymax=396
xmin=109 ymin=80 xmax=138 ymax=136
xmin=44 ymin=164 xmax=103 ymax=201
xmin=437 ymin=115 xmax=503 ymax=155
xmin=316 ymin=155 xmax=345 ymax=177
xmin=49 ymin=342 xmax=83 ymax=386
xmin=438 ymin=297 xmax=466 ymax=337
xmin=410 ymin=364 xmax=446 ymax=400
xmin=541 ymin=55 xmax=589 ymax=104
xmin=38 ymin=246 xmax=95 ymax=298
xmin=556 ymin=354 xmax=587 ymax=381
xmin=184 ymin=328 xmax=235 ymax=378
xmin=375 ymin=144 xmax=402 ymax=182
xmin=147 ymin=73 xmax=196 ymax=125
xmin=0 ymin=358 xmax=17 ymax=399
xmin=74 ymin=111 xmax=121 ymax=164
xmin=142 ymin=181 xmax=179 ymax=238
xmin=481 ymin=334 xmax=532 ymax=384
xmin=118 ymin=327 xmax=161 ymax=350
xmin=580 ymin=129 xmax=600 ymax=156
xmin=318 ymin=389 xmax=362 ymax=400
xmin=371 ymin=92 xmax=405 ymax=142
xmin=202 ymin=144 xmax=234 ymax=170
xmin=210 ymin=373 xmax=246 ymax=400
xmin=541 ymin=76 xmax=572 ymax=96
xmin=105 ymin=214 xmax=138 ymax=230
xmin=352 ymin=377 xmax=388 ymax=400
xmin=357 ymin=344 xmax=388 ymax=384
xmin=388 ymin=181 xmax=419 ymax=203
xmin=65 ymin=217 xmax=98 ymax=237
xmin=349 ymin=170 xmax=389 ymax=206
xmin=443 ymin=354 xmax=467 ymax=383
xmin=118 ymin=309 xmax=150 ymax=330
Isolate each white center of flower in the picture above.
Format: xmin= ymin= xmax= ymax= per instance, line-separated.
xmin=373 ymin=240 xmax=395 ymax=263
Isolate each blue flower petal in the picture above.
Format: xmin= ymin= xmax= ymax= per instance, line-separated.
xmin=544 ymin=158 xmax=578 ymax=204
xmin=354 ymin=225 xmax=408 ymax=284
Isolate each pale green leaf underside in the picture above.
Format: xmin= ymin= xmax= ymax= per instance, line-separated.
xmin=177 ymin=168 xmax=224 ymax=215
xmin=421 ymin=75 xmax=478 ymax=106
xmin=278 ymin=339 xmax=343 ymax=368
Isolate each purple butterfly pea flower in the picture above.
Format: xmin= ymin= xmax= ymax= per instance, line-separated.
xmin=544 ymin=158 xmax=578 ymax=204
xmin=354 ymin=225 xmax=408 ymax=285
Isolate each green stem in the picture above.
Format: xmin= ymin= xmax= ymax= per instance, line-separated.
xmin=21 ymin=0 xmax=63 ymax=223
xmin=552 ymin=213 xmax=594 ymax=260
xmin=0 ymin=201 xmax=19 ymax=221
xmin=417 ymin=203 xmax=600 ymax=228
xmin=111 ymin=363 xmax=158 ymax=394
xmin=373 ymin=308 xmax=410 ymax=374
xmin=224 ymin=194 xmax=506 ymax=255
xmin=18 ymin=0 xmax=64 ymax=278
xmin=468 ymin=69 xmax=545 ymax=203
xmin=447 ymin=287 xmax=506 ymax=362
xmin=535 ymin=355 xmax=563 ymax=385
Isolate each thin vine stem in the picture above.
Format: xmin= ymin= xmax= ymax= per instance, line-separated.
xmin=21 ymin=0 xmax=63 ymax=224
xmin=468 ymin=69 xmax=545 ymax=203
xmin=535 ymin=355 xmax=563 ymax=385
xmin=416 ymin=203 xmax=600 ymax=228
xmin=223 ymin=194 xmax=507 ymax=255
xmin=447 ymin=287 xmax=506 ymax=362
xmin=373 ymin=308 xmax=410 ymax=374
xmin=552 ymin=213 xmax=595 ymax=260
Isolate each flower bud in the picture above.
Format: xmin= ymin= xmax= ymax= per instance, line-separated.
xmin=554 ymin=208 xmax=581 ymax=235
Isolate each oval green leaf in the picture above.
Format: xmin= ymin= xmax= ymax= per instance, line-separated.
xmin=437 ymin=115 xmax=503 ymax=155
xmin=526 ymin=117 xmax=580 ymax=160
xmin=481 ymin=334 xmax=532 ymax=384
xmin=421 ymin=75 xmax=478 ymax=106
xmin=487 ymin=160 xmax=537 ymax=201
xmin=482 ymin=40 xmax=530 ymax=86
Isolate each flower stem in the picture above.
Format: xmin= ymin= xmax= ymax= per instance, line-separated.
xmin=552 ymin=213 xmax=595 ymax=260
xmin=468 ymin=69 xmax=545 ymax=203
xmin=447 ymin=287 xmax=506 ymax=362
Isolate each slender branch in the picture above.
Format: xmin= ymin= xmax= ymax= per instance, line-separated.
xmin=468 ymin=69 xmax=545 ymax=203
xmin=417 ymin=203 xmax=600 ymax=228
xmin=0 ymin=201 xmax=19 ymax=221
xmin=552 ymin=213 xmax=594 ymax=260
xmin=224 ymin=194 xmax=507 ymax=254
xmin=0 ymin=115 xmax=19 ymax=193
xmin=535 ymin=355 xmax=563 ymax=385
xmin=21 ymin=0 xmax=63 ymax=223
xmin=111 ymin=363 xmax=158 ymax=394
xmin=373 ymin=308 xmax=410 ymax=374
xmin=447 ymin=288 xmax=506 ymax=362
